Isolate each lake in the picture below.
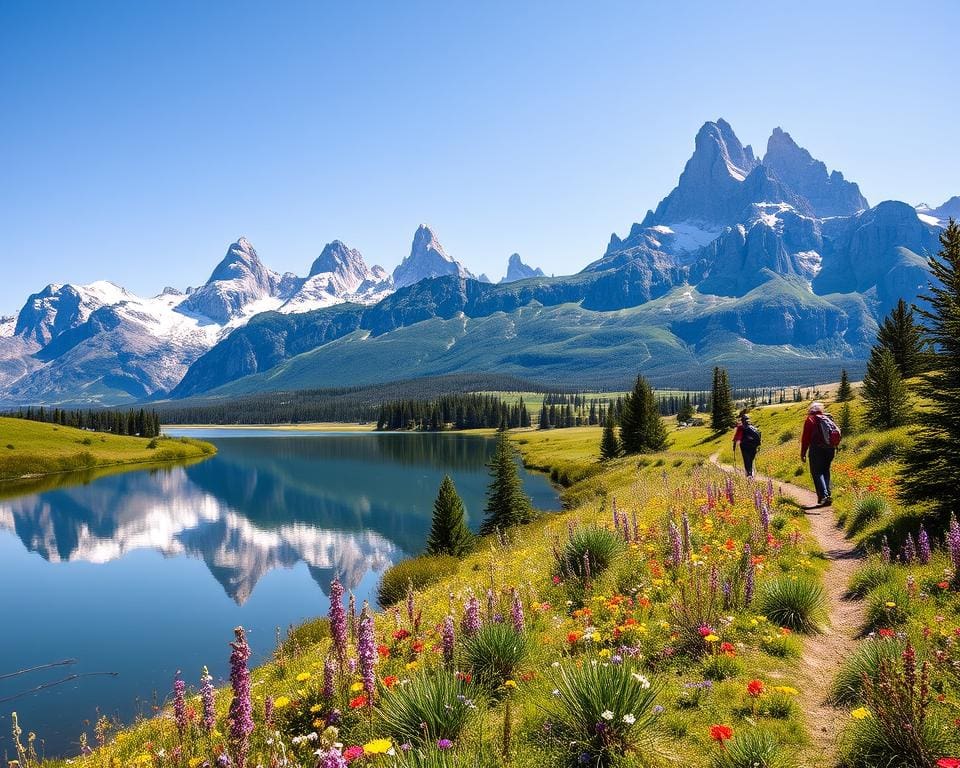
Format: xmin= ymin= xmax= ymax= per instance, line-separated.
xmin=0 ymin=430 xmax=559 ymax=756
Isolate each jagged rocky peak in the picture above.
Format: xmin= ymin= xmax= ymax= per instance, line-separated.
xmin=762 ymin=127 xmax=868 ymax=217
xmin=309 ymin=240 xmax=369 ymax=279
xmin=13 ymin=281 xmax=130 ymax=346
xmin=392 ymin=224 xmax=474 ymax=289
xmin=501 ymin=253 xmax=545 ymax=283
xmin=179 ymin=237 xmax=281 ymax=324
xmin=642 ymin=118 xmax=760 ymax=228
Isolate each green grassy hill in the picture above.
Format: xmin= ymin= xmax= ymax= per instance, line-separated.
xmin=0 ymin=416 xmax=215 ymax=482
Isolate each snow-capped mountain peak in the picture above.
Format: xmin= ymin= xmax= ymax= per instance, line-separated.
xmin=500 ymin=253 xmax=545 ymax=283
xmin=392 ymin=225 xmax=475 ymax=289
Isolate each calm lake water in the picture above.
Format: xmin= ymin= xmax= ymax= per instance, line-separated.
xmin=0 ymin=430 xmax=559 ymax=756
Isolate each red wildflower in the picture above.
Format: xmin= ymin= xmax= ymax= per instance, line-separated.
xmin=456 ymin=672 xmax=472 ymax=683
xmin=720 ymin=642 xmax=736 ymax=656
xmin=567 ymin=631 xmax=581 ymax=645
xmin=878 ymin=628 xmax=895 ymax=638
xmin=698 ymin=625 xmax=713 ymax=637
xmin=343 ymin=745 xmax=365 ymax=762
xmin=392 ymin=628 xmax=411 ymax=641
xmin=939 ymin=582 xmax=950 ymax=590
xmin=349 ymin=694 xmax=368 ymax=709
xmin=747 ymin=679 xmax=764 ymax=698
xmin=382 ymin=675 xmax=398 ymax=688
xmin=936 ymin=760 xmax=960 ymax=768
xmin=377 ymin=644 xmax=390 ymax=659
xmin=710 ymin=724 xmax=733 ymax=743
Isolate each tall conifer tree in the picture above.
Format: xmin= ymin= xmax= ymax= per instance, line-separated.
xmin=862 ymin=346 xmax=909 ymax=430
xmin=479 ymin=432 xmax=534 ymax=535
xmin=425 ymin=475 xmax=473 ymax=556
xmin=599 ymin=411 xmax=621 ymax=460
xmin=877 ymin=298 xmax=928 ymax=379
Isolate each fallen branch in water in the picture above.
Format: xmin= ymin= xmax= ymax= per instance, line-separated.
xmin=0 ymin=672 xmax=119 ymax=703
xmin=0 ymin=658 xmax=77 ymax=681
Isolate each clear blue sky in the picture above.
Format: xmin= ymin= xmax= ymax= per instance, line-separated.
xmin=1 ymin=0 xmax=957 ymax=312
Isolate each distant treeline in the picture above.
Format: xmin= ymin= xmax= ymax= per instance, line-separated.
xmin=376 ymin=394 xmax=531 ymax=431
xmin=5 ymin=406 xmax=162 ymax=437
xmin=154 ymin=373 xmax=562 ymax=425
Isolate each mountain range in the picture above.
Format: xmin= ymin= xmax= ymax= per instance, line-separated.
xmin=0 ymin=118 xmax=951 ymax=405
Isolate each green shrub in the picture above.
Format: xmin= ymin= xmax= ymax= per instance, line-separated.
xmin=377 ymin=555 xmax=458 ymax=607
xmin=278 ymin=616 xmax=331 ymax=657
xmin=846 ymin=494 xmax=889 ymax=536
xmin=863 ymin=585 xmax=909 ymax=632
xmin=845 ymin=559 xmax=894 ymax=599
xmin=755 ymin=575 xmax=826 ymax=633
xmin=830 ymin=637 xmax=907 ymax=705
xmin=759 ymin=632 xmax=802 ymax=659
xmin=460 ymin=623 xmax=530 ymax=690
xmin=712 ymin=728 xmax=786 ymax=768
xmin=376 ymin=673 xmax=477 ymax=744
xmin=542 ymin=660 xmax=662 ymax=767
xmin=555 ymin=525 xmax=625 ymax=582
xmin=778 ymin=430 xmax=794 ymax=444
xmin=760 ymin=689 xmax=796 ymax=719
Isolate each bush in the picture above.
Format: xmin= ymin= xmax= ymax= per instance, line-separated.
xmin=863 ymin=584 xmax=909 ymax=632
xmin=755 ymin=575 xmax=826 ymax=633
xmin=460 ymin=623 xmax=530 ymax=690
xmin=377 ymin=555 xmax=458 ymax=607
xmin=778 ymin=430 xmax=794 ymax=444
xmin=846 ymin=494 xmax=889 ymax=536
xmin=830 ymin=637 xmax=907 ymax=705
xmin=759 ymin=632 xmax=801 ymax=659
xmin=845 ymin=559 xmax=894 ymax=599
xmin=702 ymin=654 xmax=743 ymax=681
xmin=555 ymin=525 xmax=625 ymax=582
xmin=542 ymin=660 xmax=662 ymax=767
xmin=376 ymin=673 xmax=477 ymax=745
xmin=712 ymin=728 xmax=786 ymax=768
xmin=278 ymin=617 xmax=331 ymax=657
xmin=147 ymin=438 xmax=159 ymax=449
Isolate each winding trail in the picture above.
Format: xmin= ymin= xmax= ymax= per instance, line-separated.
xmin=709 ymin=452 xmax=865 ymax=768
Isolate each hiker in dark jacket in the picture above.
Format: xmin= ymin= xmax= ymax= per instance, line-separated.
xmin=732 ymin=409 xmax=759 ymax=478
xmin=800 ymin=400 xmax=834 ymax=506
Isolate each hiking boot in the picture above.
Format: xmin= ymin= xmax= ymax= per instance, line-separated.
xmin=821 ymin=495 xmax=833 ymax=506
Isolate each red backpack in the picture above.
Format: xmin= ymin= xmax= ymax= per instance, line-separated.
xmin=817 ymin=414 xmax=842 ymax=447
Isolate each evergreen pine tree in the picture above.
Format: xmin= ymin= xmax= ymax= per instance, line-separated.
xmin=642 ymin=380 xmax=669 ymax=451
xmin=900 ymin=220 xmax=960 ymax=520
xmin=838 ymin=401 xmax=855 ymax=437
xmin=619 ymin=375 xmax=647 ymax=455
xmin=599 ymin=411 xmax=621 ymax=460
xmin=425 ymin=475 xmax=473 ymax=556
xmin=711 ymin=367 xmax=736 ymax=431
xmin=479 ymin=432 xmax=534 ymax=535
xmin=862 ymin=346 xmax=909 ymax=430
xmin=877 ymin=298 xmax=928 ymax=379
xmin=836 ymin=369 xmax=853 ymax=403
xmin=677 ymin=396 xmax=695 ymax=424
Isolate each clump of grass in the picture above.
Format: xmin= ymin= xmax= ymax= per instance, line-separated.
xmin=702 ymin=654 xmax=743 ymax=681
xmin=829 ymin=637 xmax=907 ymax=705
xmin=846 ymin=494 xmax=890 ymax=536
xmin=863 ymin=584 xmax=910 ymax=632
xmin=755 ymin=575 xmax=826 ymax=633
xmin=759 ymin=631 xmax=802 ymax=659
xmin=378 ymin=555 xmax=458 ymax=607
xmin=278 ymin=616 xmax=330 ymax=657
xmin=778 ymin=430 xmax=794 ymax=444
xmin=542 ymin=660 xmax=662 ymax=768
xmin=711 ymin=728 xmax=786 ymax=768
xmin=676 ymin=680 xmax=713 ymax=709
xmin=555 ymin=525 xmax=625 ymax=582
xmin=760 ymin=688 xmax=797 ymax=719
xmin=845 ymin=559 xmax=894 ymax=599
xmin=376 ymin=673 xmax=477 ymax=745
xmin=460 ymin=623 xmax=530 ymax=690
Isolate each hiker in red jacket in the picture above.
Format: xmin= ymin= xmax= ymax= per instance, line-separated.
xmin=800 ymin=401 xmax=834 ymax=506
xmin=732 ymin=409 xmax=760 ymax=478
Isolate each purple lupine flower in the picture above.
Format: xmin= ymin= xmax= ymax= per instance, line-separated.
xmin=318 ymin=748 xmax=348 ymax=768
xmin=441 ymin=615 xmax=455 ymax=668
xmin=681 ymin=512 xmax=692 ymax=558
xmin=329 ymin=577 xmax=348 ymax=667
xmin=766 ymin=478 xmax=774 ymax=504
xmin=323 ymin=656 xmax=336 ymax=699
xmin=358 ymin=607 xmax=377 ymax=702
xmin=348 ymin=592 xmax=357 ymax=643
xmin=173 ymin=671 xmax=187 ymax=740
xmin=743 ymin=543 xmax=754 ymax=606
xmin=668 ymin=521 xmax=682 ymax=566
xmin=706 ymin=483 xmax=715 ymax=507
xmin=228 ymin=627 xmax=253 ymax=768
xmin=725 ymin=476 xmax=735 ymax=505
xmin=881 ymin=535 xmax=892 ymax=564
xmin=462 ymin=595 xmax=481 ymax=638
xmin=200 ymin=666 xmax=216 ymax=733
xmin=348 ymin=657 xmax=357 ymax=675
xmin=264 ymin=695 xmax=274 ymax=728
xmin=949 ymin=514 xmax=960 ymax=583
xmin=437 ymin=739 xmax=454 ymax=750
xmin=406 ymin=581 xmax=415 ymax=625
xmin=722 ymin=579 xmax=732 ymax=609
xmin=759 ymin=502 xmax=770 ymax=538
xmin=918 ymin=526 xmax=931 ymax=565
xmin=510 ymin=588 xmax=525 ymax=633
xmin=903 ymin=534 xmax=917 ymax=564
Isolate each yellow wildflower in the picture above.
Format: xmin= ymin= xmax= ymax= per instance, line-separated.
xmin=504 ymin=679 xmax=517 ymax=688
xmin=350 ymin=681 xmax=364 ymax=692
xmin=704 ymin=634 xmax=720 ymax=643
xmin=273 ymin=695 xmax=291 ymax=709
xmin=885 ymin=602 xmax=896 ymax=608
xmin=296 ymin=672 xmax=312 ymax=682
xmin=850 ymin=707 xmax=871 ymax=720
xmin=772 ymin=686 xmax=799 ymax=696
xmin=363 ymin=738 xmax=392 ymax=754
xmin=189 ymin=759 xmax=204 ymax=768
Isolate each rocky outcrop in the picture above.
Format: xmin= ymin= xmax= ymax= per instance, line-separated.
xmin=500 ymin=253 xmax=545 ymax=283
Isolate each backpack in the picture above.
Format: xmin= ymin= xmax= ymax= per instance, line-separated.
xmin=817 ymin=414 xmax=842 ymax=447
xmin=741 ymin=423 xmax=762 ymax=450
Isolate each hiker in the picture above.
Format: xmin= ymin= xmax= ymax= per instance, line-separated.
xmin=800 ymin=401 xmax=838 ymax=506
xmin=732 ymin=409 xmax=760 ymax=478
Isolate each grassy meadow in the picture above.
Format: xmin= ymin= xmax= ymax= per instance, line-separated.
xmin=0 ymin=416 xmax=216 ymax=482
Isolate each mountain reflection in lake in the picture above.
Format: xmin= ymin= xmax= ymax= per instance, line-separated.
xmin=0 ymin=431 xmax=559 ymax=756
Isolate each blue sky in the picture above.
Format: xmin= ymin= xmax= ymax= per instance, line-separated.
xmin=1 ymin=0 xmax=957 ymax=312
